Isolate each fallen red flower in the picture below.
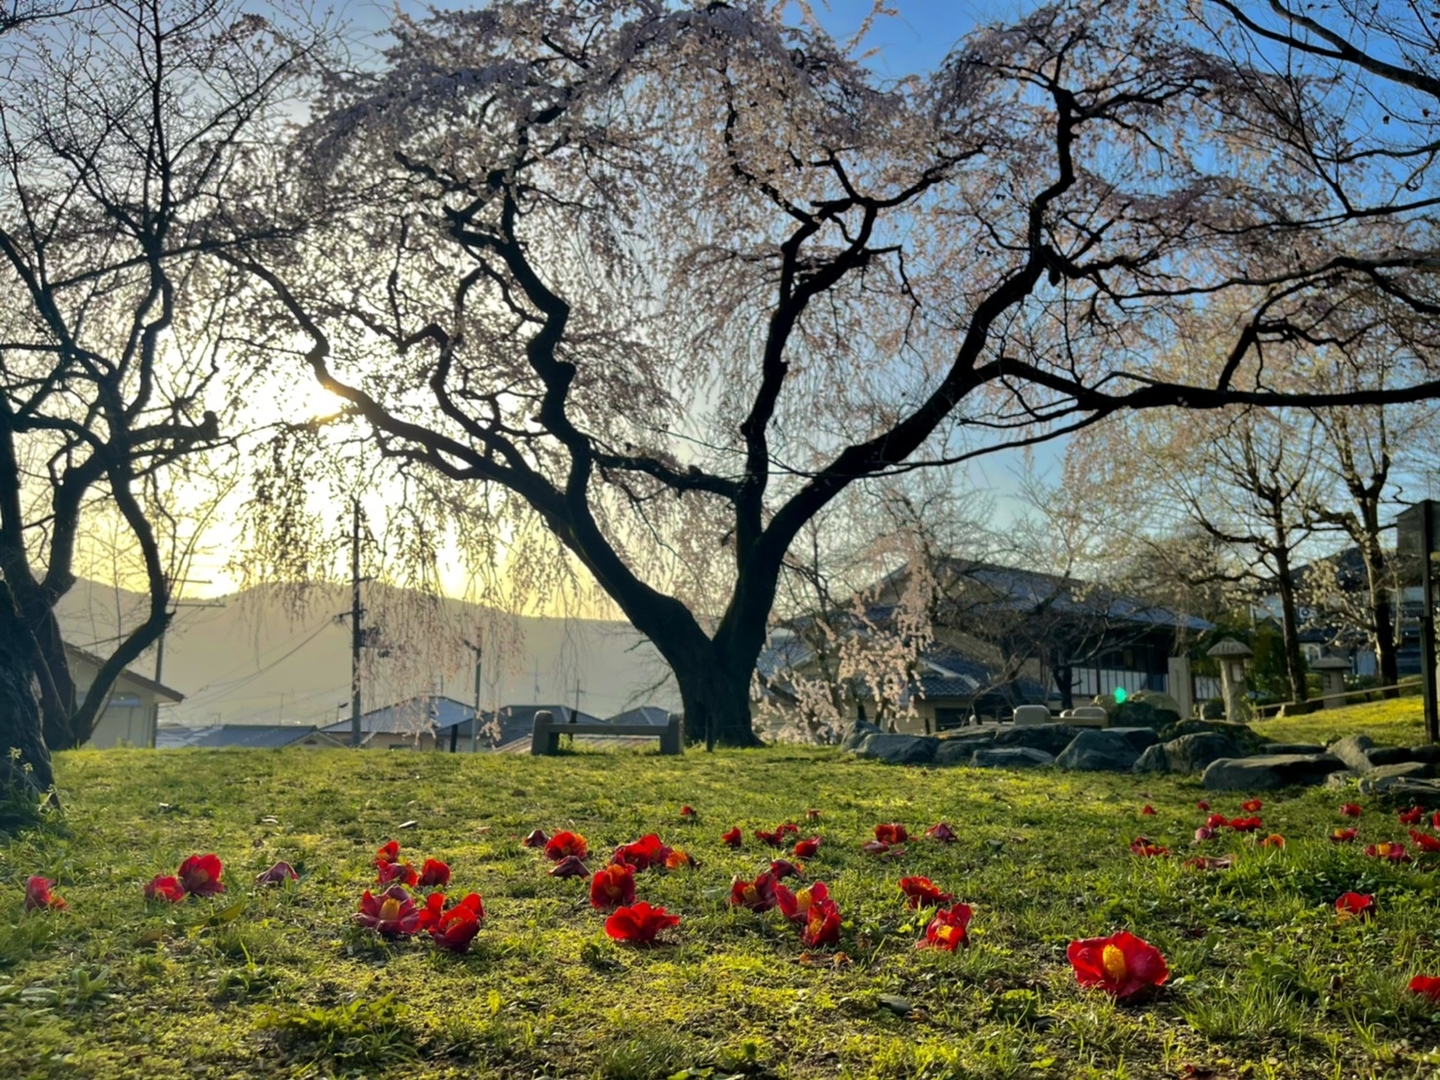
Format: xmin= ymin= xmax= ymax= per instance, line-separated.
xmin=1205 ymin=813 xmax=1229 ymax=829
xmin=417 ymin=858 xmax=450 ymax=888
xmin=521 ymin=828 xmax=549 ymax=848
xmin=377 ymin=860 xmax=418 ymax=886
xmin=776 ymin=881 xmax=831 ymax=925
xmin=1194 ymin=826 xmax=1215 ymax=842
xmin=1129 ymin=837 xmax=1169 ymax=857
xmin=806 ymin=809 xmax=822 ymax=822
xmin=778 ymin=823 xmax=800 ymax=836
xmin=924 ymin=822 xmax=957 ymax=843
xmin=874 ymin=823 xmax=909 ymax=845
xmin=1400 ymin=806 xmax=1426 ymax=825
xmin=355 ymin=886 xmax=421 ymax=938
xmin=1330 ymin=828 xmax=1359 ymax=844
xmin=430 ymin=902 xmax=482 ymax=953
xmin=1257 ymin=834 xmax=1286 ymax=849
xmin=721 ymin=827 xmax=742 ymax=848
xmin=665 ymin=848 xmax=698 ymax=870
xmin=177 ymin=853 xmax=225 ymax=897
xmin=898 ymin=875 xmax=954 ymax=908
xmin=1067 ymin=931 xmax=1169 ymax=999
xmin=1141 ymin=805 xmax=1156 ymax=816
xmin=1432 ymin=810 xmax=1440 ymax=830
xmin=612 ymin=833 xmax=673 ymax=871
xmin=1410 ymin=975 xmax=1440 ymax=1002
xmin=1241 ymin=799 xmax=1262 ymax=813
xmin=1182 ymin=856 xmax=1232 ymax=871
xmin=590 ymin=863 xmax=637 ymax=910
xmin=1339 ymin=803 xmax=1362 ymax=818
xmin=604 ymin=901 xmax=679 ymax=945
xmin=918 ymin=903 xmax=972 ymax=951
xmin=549 ymin=855 xmax=590 ymax=878
xmin=1366 ymin=841 xmax=1411 ymax=862
xmin=1409 ymin=829 xmax=1440 ymax=852
xmin=374 ymin=840 xmax=401 ymax=866
xmin=544 ymin=831 xmax=588 ymax=862
xmin=144 ymin=874 xmax=186 ymax=902
xmin=861 ymin=839 xmax=890 ymax=855
xmin=24 ymin=876 xmax=65 ymax=911
xmin=793 ymin=836 xmax=821 ymax=859
xmin=1195 ymin=800 xmax=1210 ymax=811
xmin=1335 ymin=891 xmax=1374 ymax=919
xmin=769 ymin=858 xmax=803 ymax=880
xmin=730 ymin=871 xmax=779 ymax=912
xmin=255 ymin=861 xmax=298 ymax=886
xmin=801 ymin=897 xmax=842 ymax=946
xmin=754 ymin=828 xmax=785 ymax=847
xmin=680 ymin=805 xmax=696 ymax=818
xmin=1228 ymin=816 xmax=1263 ymax=832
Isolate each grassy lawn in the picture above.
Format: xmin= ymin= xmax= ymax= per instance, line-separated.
xmin=5 ymin=708 xmax=1440 ymax=1079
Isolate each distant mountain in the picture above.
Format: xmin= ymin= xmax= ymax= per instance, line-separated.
xmin=54 ymin=578 xmax=678 ymax=727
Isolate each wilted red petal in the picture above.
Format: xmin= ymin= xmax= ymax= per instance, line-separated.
xmin=1067 ymin=931 xmax=1168 ymax=999
xmin=1195 ymin=800 xmax=1210 ymax=811
xmin=549 ymin=855 xmax=590 ymax=878
xmin=1335 ymin=891 xmax=1374 ymax=919
xmin=1129 ymin=837 xmax=1169 ymax=857
xmin=374 ymin=840 xmax=401 ymax=866
xmin=805 ymin=809 xmax=822 ymax=822
xmin=544 ymin=831 xmax=588 ymax=862
xmin=1339 ymin=803 xmax=1362 ymax=818
xmin=898 ymin=875 xmax=954 ymax=908
xmin=1409 ymin=829 xmax=1440 ymax=852
xmin=1140 ymin=805 xmax=1156 ymax=816
xmin=377 ymin=860 xmax=418 ymax=886
xmin=721 ymin=827 xmax=742 ymax=848
xmin=417 ymin=858 xmax=450 ymax=888
xmin=793 ymin=837 xmax=820 ymax=859
xmin=679 ymin=805 xmax=696 ymax=818
xmin=603 ymin=901 xmax=679 ymax=945
xmin=769 ymin=858 xmax=803 ymax=880
xmin=1365 ymin=841 xmax=1411 ymax=862
xmin=24 ymin=876 xmax=65 ymax=912
xmin=1410 ymin=975 xmax=1440 ymax=1001
xmin=255 ymin=861 xmax=298 ymax=886
xmin=1330 ymin=827 xmax=1358 ymax=844
xmin=521 ymin=828 xmax=549 ymax=849
xmin=1194 ymin=826 xmax=1215 ymax=842
xmin=755 ymin=828 xmax=785 ymax=847
xmin=874 ymin=823 xmax=909 ymax=845
xmin=1241 ymin=799 xmax=1263 ymax=813
xmin=861 ymin=839 xmax=890 ymax=855
xmin=1400 ymin=806 xmax=1425 ymax=825
xmin=924 ymin=822 xmax=957 ymax=843
xmin=1257 ymin=833 xmax=1285 ymax=849
xmin=729 ymin=871 xmax=779 ymax=912
xmin=177 ymin=853 xmax=225 ymax=897
xmin=144 ymin=874 xmax=186 ymax=902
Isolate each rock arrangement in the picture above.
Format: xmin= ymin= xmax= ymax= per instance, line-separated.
xmin=842 ymin=718 xmax=1440 ymax=797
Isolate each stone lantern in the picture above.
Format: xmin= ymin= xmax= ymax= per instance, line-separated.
xmin=1311 ymin=654 xmax=1351 ymax=710
xmin=1206 ymin=638 xmax=1254 ymax=722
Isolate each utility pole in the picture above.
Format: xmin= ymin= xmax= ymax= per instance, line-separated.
xmin=574 ymin=677 xmax=581 ymax=720
xmin=467 ymin=635 xmax=483 ymax=753
xmin=350 ymin=497 xmax=363 ymax=748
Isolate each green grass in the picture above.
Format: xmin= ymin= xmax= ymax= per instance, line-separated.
xmin=1258 ymin=695 xmax=1428 ymax=749
xmin=5 ymin=715 xmax=1440 ymax=1078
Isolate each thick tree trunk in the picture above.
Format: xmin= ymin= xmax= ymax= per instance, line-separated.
xmin=0 ymin=582 xmax=54 ymax=811
xmin=1273 ymin=554 xmax=1308 ymax=703
xmin=27 ymin=601 xmax=76 ymax=749
xmin=669 ymin=645 xmax=763 ymax=750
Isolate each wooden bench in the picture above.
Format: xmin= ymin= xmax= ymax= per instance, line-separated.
xmin=530 ymin=709 xmax=683 ymax=756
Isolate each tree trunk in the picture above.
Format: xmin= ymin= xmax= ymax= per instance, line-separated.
xmin=26 ymin=600 xmax=76 ymax=749
xmin=1272 ymin=554 xmax=1309 ymax=703
xmin=0 ymin=582 xmax=53 ymax=812
xmin=672 ymin=650 xmax=763 ymax=749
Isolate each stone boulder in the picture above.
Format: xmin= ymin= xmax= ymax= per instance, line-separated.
xmin=1356 ymin=762 xmax=1439 ymax=794
xmin=1259 ymin=742 xmax=1326 ymax=756
xmin=1201 ymin=753 xmax=1347 ymax=791
xmin=1133 ymin=743 xmax=1170 ymax=773
xmin=1367 ymin=746 xmax=1419 ymax=767
xmin=1056 ymin=730 xmax=1140 ymax=772
xmin=841 ymin=720 xmax=883 ymax=752
xmin=1156 ymin=719 xmax=1266 ymax=754
xmin=1409 ymin=745 xmax=1440 ymax=764
xmin=934 ymin=733 xmax=996 ymax=766
xmin=972 ymin=746 xmax=1055 ymax=769
xmin=854 ymin=733 xmax=937 ymax=765
xmin=994 ymin=723 xmax=1081 ymax=758
xmin=1108 ymin=727 xmax=1162 ymax=754
xmin=1353 ymin=777 xmax=1440 ymax=804
xmin=1111 ymin=691 xmax=1182 ymax=730
xmin=1326 ymin=734 xmax=1376 ymax=774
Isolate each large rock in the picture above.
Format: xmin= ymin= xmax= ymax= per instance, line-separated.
xmin=1167 ymin=732 xmax=1247 ymax=774
xmin=1259 ymin=742 xmax=1326 ymax=756
xmin=1133 ymin=743 xmax=1170 ymax=773
xmin=1108 ymin=727 xmax=1161 ymax=754
xmin=1157 ymin=719 xmax=1265 ymax=754
xmin=1326 ymin=734 xmax=1377 ymax=775
xmin=994 ymin=723 xmax=1081 ymax=757
xmin=1112 ymin=691 xmax=1182 ymax=730
xmin=855 ymin=733 xmax=937 ymax=765
xmin=841 ymin=720 xmax=883 ymax=752
xmin=1409 ymin=745 xmax=1440 ymax=764
xmin=1356 ymin=762 xmax=1438 ymax=794
xmin=1353 ymin=777 xmax=1440 ymax=804
xmin=972 ymin=746 xmax=1055 ymax=769
xmin=1367 ymin=746 xmax=1419 ymax=767
xmin=934 ymin=733 xmax=996 ymax=765
xmin=1201 ymin=753 xmax=1347 ymax=791
xmin=1056 ymin=730 xmax=1140 ymax=771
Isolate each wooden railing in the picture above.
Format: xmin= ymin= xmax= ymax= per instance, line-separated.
xmin=1253 ymin=680 xmax=1419 ymax=719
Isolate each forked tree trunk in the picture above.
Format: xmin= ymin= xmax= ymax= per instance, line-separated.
xmin=671 ymin=649 xmax=763 ymax=750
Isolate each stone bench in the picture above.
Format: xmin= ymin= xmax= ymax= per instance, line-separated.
xmin=1060 ymin=706 xmax=1109 ymax=729
xmin=530 ymin=709 xmax=683 ymax=756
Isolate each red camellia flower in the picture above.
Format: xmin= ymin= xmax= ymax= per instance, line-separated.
xmin=898 ymin=875 xmax=954 ymax=908
xmin=1257 ymin=834 xmax=1286 ymax=849
xmin=417 ymin=858 xmax=450 ymax=888
xmin=590 ymin=863 xmax=637 ymax=910
xmin=1400 ymin=806 xmax=1426 ymax=825
xmin=776 ymin=881 xmax=831 ymax=925
xmin=680 ymin=805 xmax=696 ymax=818
xmin=925 ymin=822 xmax=957 ymax=843
xmin=24 ymin=876 xmax=65 ymax=911
xmin=1195 ymin=800 xmax=1210 ymax=811
xmin=1366 ymin=841 xmax=1411 ymax=862
xmin=729 ymin=871 xmax=779 ymax=912
xmin=544 ymin=831 xmax=588 ymax=862
xmin=355 ymin=886 xmax=421 ymax=938
xmin=754 ymin=828 xmax=785 ymax=847
xmin=1194 ymin=826 xmax=1215 ymax=842
xmin=1228 ymin=816 xmax=1263 ymax=832
xmin=1205 ymin=813 xmax=1229 ymax=829
xmin=1432 ymin=810 xmax=1440 ymax=830
xmin=918 ymin=903 xmax=972 ymax=951
xmin=1182 ymin=856 xmax=1232 ymax=871
xmin=377 ymin=860 xmax=418 ymax=886
xmin=1409 ymin=829 xmax=1440 ymax=852
xmin=1339 ymin=803 xmax=1362 ymax=818
xmin=1129 ymin=837 xmax=1169 ymax=857
xmin=1335 ymin=891 xmax=1374 ymax=919
xmin=801 ymin=898 xmax=842 ymax=946
xmin=778 ymin=823 xmax=799 ymax=837
xmin=255 ymin=861 xmax=299 ymax=886
xmin=721 ymin=827 xmax=742 ymax=848
xmin=521 ymin=828 xmax=549 ymax=848
xmin=374 ymin=840 xmax=401 ymax=866
xmin=1140 ymin=805 xmax=1156 ymax=816
xmin=604 ymin=901 xmax=679 ymax=945
xmin=665 ymin=849 xmax=698 ymax=870
xmin=793 ymin=836 xmax=821 ymax=859
xmin=430 ymin=902 xmax=482 ymax=954
xmin=806 ymin=809 xmax=822 ymax=822
xmin=1067 ymin=931 xmax=1169 ymax=999
xmin=549 ymin=855 xmax=590 ymax=878
xmin=612 ymin=833 xmax=673 ymax=871
xmin=861 ymin=839 xmax=899 ymax=856
xmin=1331 ymin=828 xmax=1359 ymax=843
xmin=1410 ymin=975 xmax=1440 ymax=1002
xmin=769 ymin=858 xmax=803 ymax=880
xmin=1241 ymin=799 xmax=1263 ymax=813
xmin=874 ymin=823 xmax=909 ymax=845
xmin=177 ymin=854 xmax=225 ymax=897
xmin=144 ymin=874 xmax=186 ymax=902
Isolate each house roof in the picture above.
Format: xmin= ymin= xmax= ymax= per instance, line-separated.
xmin=320 ymin=695 xmax=475 ymax=736
xmin=157 ymin=723 xmax=343 ymax=749
xmin=607 ymin=706 xmax=675 ymax=727
xmin=65 ymin=642 xmax=185 ymax=703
